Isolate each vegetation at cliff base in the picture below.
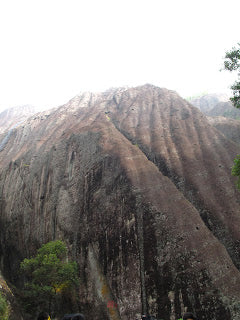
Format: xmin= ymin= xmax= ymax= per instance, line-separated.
xmin=20 ymin=240 xmax=79 ymax=314
xmin=0 ymin=292 xmax=9 ymax=320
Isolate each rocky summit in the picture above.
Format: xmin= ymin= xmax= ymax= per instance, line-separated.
xmin=0 ymin=84 xmax=240 ymax=320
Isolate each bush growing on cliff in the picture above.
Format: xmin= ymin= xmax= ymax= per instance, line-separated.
xmin=0 ymin=292 xmax=9 ymax=320
xmin=20 ymin=240 xmax=79 ymax=315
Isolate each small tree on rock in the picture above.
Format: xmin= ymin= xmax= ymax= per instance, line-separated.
xmin=20 ymin=240 xmax=79 ymax=315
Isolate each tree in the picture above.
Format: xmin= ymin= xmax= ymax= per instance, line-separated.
xmin=232 ymin=155 xmax=240 ymax=190
xmin=223 ymin=43 xmax=240 ymax=108
xmin=20 ymin=240 xmax=79 ymax=314
xmin=223 ymin=43 xmax=240 ymax=189
xmin=0 ymin=292 xmax=9 ymax=320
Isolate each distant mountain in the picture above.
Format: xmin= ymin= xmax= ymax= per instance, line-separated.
xmin=208 ymin=116 xmax=240 ymax=145
xmin=189 ymin=93 xmax=240 ymax=120
xmin=0 ymin=105 xmax=37 ymax=134
xmin=207 ymin=101 xmax=240 ymax=119
xmin=189 ymin=93 xmax=229 ymax=113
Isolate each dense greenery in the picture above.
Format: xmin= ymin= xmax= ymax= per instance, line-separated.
xmin=223 ymin=43 xmax=240 ymax=108
xmin=20 ymin=240 xmax=79 ymax=314
xmin=0 ymin=292 xmax=9 ymax=320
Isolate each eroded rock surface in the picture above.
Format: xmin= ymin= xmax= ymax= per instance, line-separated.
xmin=0 ymin=85 xmax=240 ymax=320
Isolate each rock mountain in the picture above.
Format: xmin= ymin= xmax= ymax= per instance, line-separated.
xmin=0 ymin=84 xmax=240 ymax=320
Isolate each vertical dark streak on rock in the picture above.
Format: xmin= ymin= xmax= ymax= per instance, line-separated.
xmin=135 ymin=196 xmax=147 ymax=315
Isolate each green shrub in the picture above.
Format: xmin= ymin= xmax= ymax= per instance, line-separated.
xmin=0 ymin=292 xmax=9 ymax=320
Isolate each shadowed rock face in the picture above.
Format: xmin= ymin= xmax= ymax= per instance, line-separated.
xmin=0 ymin=84 xmax=240 ymax=320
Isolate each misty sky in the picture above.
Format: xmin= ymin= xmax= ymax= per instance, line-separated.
xmin=0 ymin=0 xmax=239 ymax=112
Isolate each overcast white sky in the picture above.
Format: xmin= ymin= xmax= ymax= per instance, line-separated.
xmin=0 ymin=0 xmax=239 ymax=112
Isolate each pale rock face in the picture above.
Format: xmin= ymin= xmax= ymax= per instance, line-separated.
xmin=0 ymin=85 xmax=240 ymax=320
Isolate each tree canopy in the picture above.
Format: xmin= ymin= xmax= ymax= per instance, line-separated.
xmin=20 ymin=240 xmax=79 ymax=314
xmin=223 ymin=43 xmax=240 ymax=108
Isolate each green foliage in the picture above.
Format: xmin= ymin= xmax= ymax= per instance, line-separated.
xmin=20 ymin=240 xmax=79 ymax=314
xmin=223 ymin=43 xmax=240 ymax=109
xmin=230 ymin=80 xmax=240 ymax=109
xmin=232 ymin=155 xmax=240 ymax=190
xmin=223 ymin=45 xmax=240 ymax=71
xmin=0 ymin=292 xmax=9 ymax=320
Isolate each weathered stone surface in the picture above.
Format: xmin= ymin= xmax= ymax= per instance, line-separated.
xmin=0 ymin=84 xmax=240 ymax=320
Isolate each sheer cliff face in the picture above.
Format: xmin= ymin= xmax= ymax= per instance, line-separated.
xmin=1 ymin=85 xmax=240 ymax=320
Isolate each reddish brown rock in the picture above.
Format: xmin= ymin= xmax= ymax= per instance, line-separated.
xmin=0 ymin=85 xmax=240 ymax=320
